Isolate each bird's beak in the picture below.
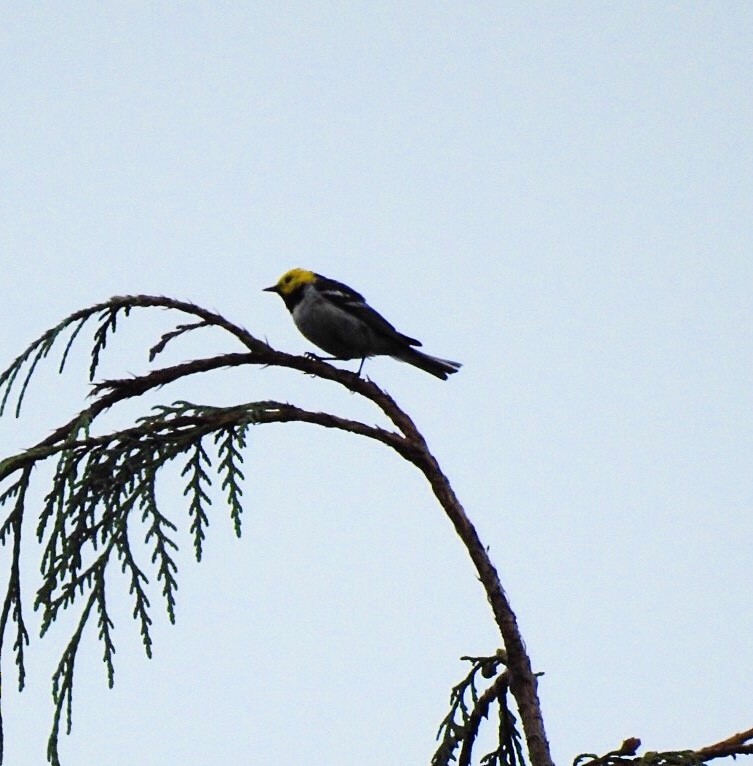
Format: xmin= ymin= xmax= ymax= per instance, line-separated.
xmin=262 ymin=285 xmax=279 ymax=294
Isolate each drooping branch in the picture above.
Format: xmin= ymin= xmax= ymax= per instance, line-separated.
xmin=0 ymin=294 xmax=555 ymax=766
xmin=458 ymin=672 xmax=518 ymax=766
xmin=0 ymin=468 xmax=31 ymax=761
xmin=433 ymin=653 xmax=523 ymax=766
xmin=411 ymin=449 xmax=551 ymax=766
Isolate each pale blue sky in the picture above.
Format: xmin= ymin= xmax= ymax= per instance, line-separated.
xmin=1 ymin=4 xmax=752 ymax=765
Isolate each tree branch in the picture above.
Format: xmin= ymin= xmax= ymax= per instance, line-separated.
xmin=410 ymin=447 xmax=551 ymax=766
xmin=0 ymin=295 xmax=555 ymax=766
xmin=697 ymin=727 xmax=753 ymax=761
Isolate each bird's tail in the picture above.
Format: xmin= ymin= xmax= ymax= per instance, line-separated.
xmin=392 ymin=348 xmax=462 ymax=380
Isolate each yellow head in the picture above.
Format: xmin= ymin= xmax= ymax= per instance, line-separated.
xmin=263 ymin=268 xmax=317 ymax=296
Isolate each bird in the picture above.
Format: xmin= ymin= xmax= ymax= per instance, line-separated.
xmin=263 ymin=268 xmax=461 ymax=380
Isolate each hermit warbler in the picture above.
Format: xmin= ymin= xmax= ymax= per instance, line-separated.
xmin=264 ymin=268 xmax=461 ymax=380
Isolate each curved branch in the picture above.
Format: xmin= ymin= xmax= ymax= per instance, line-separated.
xmin=1 ymin=402 xmax=410 ymax=486
xmin=87 ymin=294 xmax=271 ymax=354
xmin=409 ymin=446 xmax=552 ymax=766
xmin=91 ymin=346 xmax=424 ymax=439
xmin=0 ymin=296 xmax=554 ymax=766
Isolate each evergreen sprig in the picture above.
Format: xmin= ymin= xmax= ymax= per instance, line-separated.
xmin=0 ymin=294 xmax=268 ymax=422
xmin=47 ymin=584 xmax=99 ymax=766
xmin=433 ymin=652 xmax=520 ymax=766
xmin=183 ymin=440 xmax=212 ymax=562
xmin=0 ymin=302 xmax=130 ymax=419
xmin=0 ymin=470 xmax=32 ymax=696
xmin=216 ymin=424 xmax=247 ymax=538
xmin=141 ymin=486 xmax=179 ymax=625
